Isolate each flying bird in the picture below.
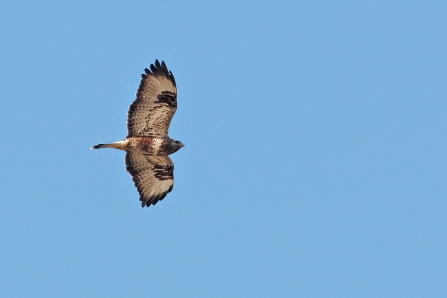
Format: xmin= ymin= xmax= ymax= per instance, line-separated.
xmin=91 ymin=60 xmax=184 ymax=207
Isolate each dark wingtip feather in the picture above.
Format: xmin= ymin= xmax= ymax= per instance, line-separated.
xmin=160 ymin=61 xmax=169 ymax=78
xmin=139 ymin=189 xmax=172 ymax=208
xmin=141 ymin=59 xmax=176 ymax=87
xmin=150 ymin=63 xmax=157 ymax=74
xmin=169 ymin=71 xmax=176 ymax=87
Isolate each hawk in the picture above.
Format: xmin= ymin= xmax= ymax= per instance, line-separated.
xmin=91 ymin=60 xmax=184 ymax=208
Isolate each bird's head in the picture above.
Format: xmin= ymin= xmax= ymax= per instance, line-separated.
xmin=168 ymin=139 xmax=184 ymax=154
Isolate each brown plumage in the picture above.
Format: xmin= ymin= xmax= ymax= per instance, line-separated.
xmin=91 ymin=60 xmax=184 ymax=208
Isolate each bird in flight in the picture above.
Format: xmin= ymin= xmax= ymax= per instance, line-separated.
xmin=91 ymin=60 xmax=184 ymax=208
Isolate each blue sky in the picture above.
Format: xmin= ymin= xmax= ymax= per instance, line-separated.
xmin=1 ymin=1 xmax=446 ymax=297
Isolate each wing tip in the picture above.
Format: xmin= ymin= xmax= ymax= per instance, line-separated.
xmin=142 ymin=59 xmax=176 ymax=87
xmin=140 ymin=186 xmax=173 ymax=208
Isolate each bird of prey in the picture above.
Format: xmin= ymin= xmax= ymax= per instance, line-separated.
xmin=91 ymin=60 xmax=184 ymax=208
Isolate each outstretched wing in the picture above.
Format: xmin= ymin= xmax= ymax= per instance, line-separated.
xmin=127 ymin=60 xmax=177 ymax=137
xmin=125 ymin=152 xmax=174 ymax=207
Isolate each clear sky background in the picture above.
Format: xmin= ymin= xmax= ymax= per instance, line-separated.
xmin=1 ymin=1 xmax=446 ymax=297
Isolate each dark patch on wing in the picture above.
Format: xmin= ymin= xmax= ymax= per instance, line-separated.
xmin=153 ymin=164 xmax=174 ymax=180
xmin=156 ymin=91 xmax=177 ymax=108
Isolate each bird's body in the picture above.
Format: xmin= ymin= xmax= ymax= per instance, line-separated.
xmin=91 ymin=60 xmax=183 ymax=208
xmin=92 ymin=136 xmax=183 ymax=156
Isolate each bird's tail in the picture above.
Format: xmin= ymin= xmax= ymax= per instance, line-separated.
xmin=91 ymin=144 xmax=109 ymax=149
xmin=90 ymin=142 xmax=125 ymax=150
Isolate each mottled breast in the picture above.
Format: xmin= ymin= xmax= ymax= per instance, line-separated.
xmin=126 ymin=137 xmax=163 ymax=155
